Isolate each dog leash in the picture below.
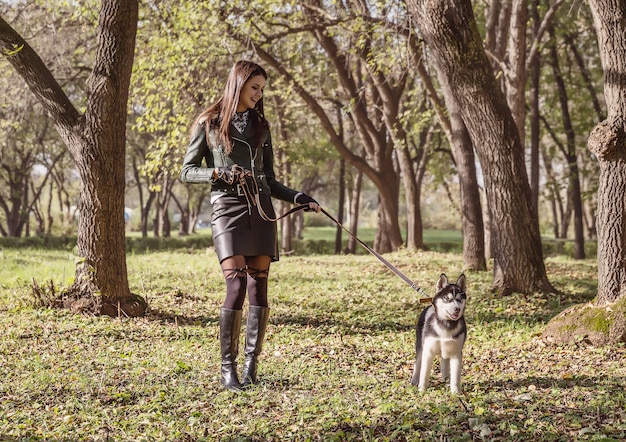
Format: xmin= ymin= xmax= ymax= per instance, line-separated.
xmin=271 ymin=203 xmax=433 ymax=304
xmin=317 ymin=207 xmax=432 ymax=304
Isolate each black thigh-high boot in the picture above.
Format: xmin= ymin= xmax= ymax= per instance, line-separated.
xmin=241 ymin=306 xmax=270 ymax=387
xmin=219 ymin=308 xmax=243 ymax=391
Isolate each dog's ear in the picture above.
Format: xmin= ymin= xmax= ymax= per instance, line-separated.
xmin=437 ymin=273 xmax=448 ymax=292
xmin=456 ymin=274 xmax=466 ymax=292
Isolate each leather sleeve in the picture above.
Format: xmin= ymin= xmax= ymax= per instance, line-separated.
xmin=179 ymin=124 xmax=215 ymax=183
xmin=262 ymin=132 xmax=299 ymax=203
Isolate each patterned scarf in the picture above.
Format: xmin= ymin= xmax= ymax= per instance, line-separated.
xmin=232 ymin=110 xmax=250 ymax=133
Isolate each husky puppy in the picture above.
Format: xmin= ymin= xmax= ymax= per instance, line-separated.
xmin=411 ymin=273 xmax=467 ymax=393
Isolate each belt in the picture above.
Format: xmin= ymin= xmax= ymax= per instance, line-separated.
xmin=212 ymin=184 xmax=263 ymax=196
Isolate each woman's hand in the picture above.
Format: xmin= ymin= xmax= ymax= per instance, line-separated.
xmin=296 ymin=193 xmax=321 ymax=213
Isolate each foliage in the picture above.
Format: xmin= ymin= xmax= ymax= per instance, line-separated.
xmin=1 ymin=247 xmax=624 ymax=441
xmin=0 ymin=2 xmax=83 ymax=238
xmin=0 ymin=0 xmax=606 ymax=252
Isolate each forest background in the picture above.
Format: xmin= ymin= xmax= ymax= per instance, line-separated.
xmin=0 ymin=1 xmax=600 ymax=256
xmin=3 ymin=0 xmax=625 ymax=333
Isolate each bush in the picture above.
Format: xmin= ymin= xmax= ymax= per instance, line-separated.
xmin=0 ymin=236 xmax=76 ymax=250
xmin=125 ymin=236 xmax=214 ymax=253
xmin=0 ymin=231 xmax=598 ymax=259
xmin=542 ymin=239 xmax=597 ymax=258
xmin=0 ymin=235 xmax=215 ymax=253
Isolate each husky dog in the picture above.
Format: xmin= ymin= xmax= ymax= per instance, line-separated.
xmin=411 ymin=273 xmax=467 ymax=393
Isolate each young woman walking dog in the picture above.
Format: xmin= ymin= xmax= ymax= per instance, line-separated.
xmin=180 ymin=60 xmax=320 ymax=391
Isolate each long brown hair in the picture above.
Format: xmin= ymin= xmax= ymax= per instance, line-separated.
xmin=194 ymin=60 xmax=268 ymax=154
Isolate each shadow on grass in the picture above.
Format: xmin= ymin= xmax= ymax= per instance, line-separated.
xmin=272 ymin=311 xmax=414 ymax=335
xmin=145 ymin=307 xmax=218 ymax=326
xmin=471 ymin=374 xmax=626 ymax=392
xmin=468 ymin=289 xmax=596 ymax=327
xmin=142 ymin=285 xmax=596 ymax=338
xmin=145 ymin=306 xmax=413 ymax=335
xmin=464 ymin=375 xmax=626 ymax=440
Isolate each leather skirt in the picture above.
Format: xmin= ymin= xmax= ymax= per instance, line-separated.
xmin=210 ymin=193 xmax=279 ymax=263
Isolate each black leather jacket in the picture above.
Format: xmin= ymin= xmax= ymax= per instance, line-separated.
xmin=179 ymin=114 xmax=299 ymax=203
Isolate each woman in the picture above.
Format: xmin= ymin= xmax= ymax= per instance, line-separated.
xmin=180 ymin=60 xmax=319 ymax=391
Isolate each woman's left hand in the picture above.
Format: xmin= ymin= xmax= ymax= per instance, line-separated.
xmin=296 ymin=193 xmax=321 ymax=213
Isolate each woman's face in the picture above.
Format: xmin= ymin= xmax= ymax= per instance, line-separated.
xmin=237 ymin=74 xmax=266 ymax=112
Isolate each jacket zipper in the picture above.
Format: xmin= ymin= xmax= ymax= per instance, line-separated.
xmin=232 ymin=136 xmax=256 ymax=215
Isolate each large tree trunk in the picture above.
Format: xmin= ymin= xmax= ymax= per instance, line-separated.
xmin=63 ymin=0 xmax=144 ymax=315
xmin=0 ymin=1 xmax=146 ymax=317
xmin=409 ymin=0 xmax=553 ymax=295
xmin=544 ymin=0 xmax=626 ymax=346
xmin=587 ymin=0 xmax=626 ymax=306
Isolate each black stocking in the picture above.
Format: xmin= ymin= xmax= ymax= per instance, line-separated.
xmin=222 ymin=268 xmax=247 ymax=310
xmin=247 ymin=267 xmax=269 ymax=307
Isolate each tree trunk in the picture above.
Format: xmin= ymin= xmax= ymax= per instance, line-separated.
xmin=529 ymin=0 xmax=541 ymax=219
xmin=160 ymin=178 xmax=174 ymax=238
xmin=346 ymin=169 xmax=363 ymax=254
xmin=70 ymin=1 xmax=144 ymax=316
xmin=280 ymin=200 xmax=294 ymax=253
xmin=436 ymin=69 xmax=486 ymax=270
xmin=504 ymin=0 xmax=528 ymax=146
xmin=408 ymin=0 xmax=553 ymax=295
xmin=272 ymin=96 xmax=296 ymax=253
xmin=397 ymin=144 xmax=424 ymax=250
xmin=453 ymin=118 xmax=487 ymax=271
xmin=412 ymin=138 xmax=429 ymax=251
xmin=373 ymin=171 xmax=403 ymax=253
xmin=587 ymin=0 xmax=626 ymax=306
xmin=131 ymin=154 xmax=156 ymax=238
xmin=279 ymin=156 xmax=294 ymax=253
xmin=170 ymin=193 xmax=188 ymax=237
xmin=548 ymin=25 xmax=585 ymax=258
xmin=410 ymin=30 xmax=485 ymax=267
xmin=0 ymin=1 xmax=146 ymax=316
xmin=544 ymin=0 xmax=626 ymax=346
xmin=335 ymin=158 xmax=346 ymax=254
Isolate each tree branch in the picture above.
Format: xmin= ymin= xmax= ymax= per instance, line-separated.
xmin=0 ymin=15 xmax=79 ymax=129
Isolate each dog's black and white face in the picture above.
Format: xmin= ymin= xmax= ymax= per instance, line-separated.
xmin=433 ymin=274 xmax=466 ymax=322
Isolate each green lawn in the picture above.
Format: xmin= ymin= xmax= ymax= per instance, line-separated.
xmin=0 ymin=246 xmax=622 ymax=441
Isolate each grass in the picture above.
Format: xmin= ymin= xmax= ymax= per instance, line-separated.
xmin=0 ymin=246 xmax=624 ymax=441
